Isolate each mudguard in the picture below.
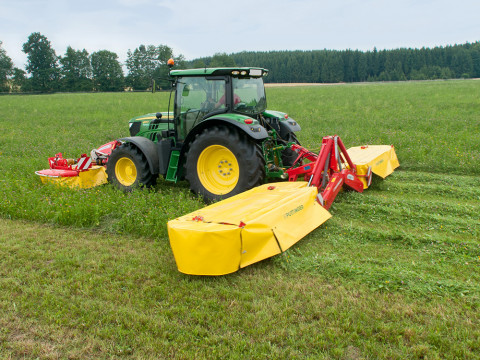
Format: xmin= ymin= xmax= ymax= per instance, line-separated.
xmin=183 ymin=116 xmax=269 ymax=148
xmin=279 ymin=120 xmax=301 ymax=139
xmin=263 ymin=110 xmax=301 ymax=139
xmin=118 ymin=137 xmax=159 ymax=174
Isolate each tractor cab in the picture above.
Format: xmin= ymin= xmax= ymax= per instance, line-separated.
xmin=170 ymin=68 xmax=268 ymax=140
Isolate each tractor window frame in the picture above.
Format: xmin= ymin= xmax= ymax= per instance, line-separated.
xmin=231 ymin=77 xmax=267 ymax=116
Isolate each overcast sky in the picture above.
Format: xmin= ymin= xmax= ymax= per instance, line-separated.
xmin=1 ymin=0 xmax=480 ymax=69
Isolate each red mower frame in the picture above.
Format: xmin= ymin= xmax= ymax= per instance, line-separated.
xmin=285 ymin=136 xmax=372 ymax=209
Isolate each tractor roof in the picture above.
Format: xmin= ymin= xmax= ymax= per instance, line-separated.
xmin=169 ymin=67 xmax=268 ymax=77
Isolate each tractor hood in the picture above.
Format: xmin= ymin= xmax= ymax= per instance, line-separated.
xmin=128 ymin=112 xmax=173 ymax=137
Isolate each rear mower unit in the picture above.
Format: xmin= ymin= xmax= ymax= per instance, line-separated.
xmin=168 ymin=135 xmax=399 ymax=275
xmin=36 ymin=60 xmax=399 ymax=275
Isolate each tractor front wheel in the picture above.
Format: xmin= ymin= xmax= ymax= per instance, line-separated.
xmin=107 ymin=142 xmax=157 ymax=191
xmin=185 ymin=126 xmax=265 ymax=202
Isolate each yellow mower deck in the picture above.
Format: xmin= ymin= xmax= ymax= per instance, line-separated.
xmin=168 ymin=182 xmax=331 ymax=275
xmin=36 ymin=166 xmax=108 ymax=189
xmin=347 ymin=145 xmax=400 ymax=188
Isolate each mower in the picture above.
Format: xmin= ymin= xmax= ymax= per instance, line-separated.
xmin=36 ymin=60 xmax=399 ymax=275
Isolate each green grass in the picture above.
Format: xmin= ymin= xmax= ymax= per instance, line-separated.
xmin=1 ymin=80 xmax=479 ymax=359
xmin=1 ymin=219 xmax=479 ymax=359
xmin=269 ymin=80 xmax=480 ymax=175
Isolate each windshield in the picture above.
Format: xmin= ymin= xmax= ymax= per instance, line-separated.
xmin=232 ymin=77 xmax=267 ymax=115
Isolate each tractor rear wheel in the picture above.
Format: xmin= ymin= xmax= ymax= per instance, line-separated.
xmin=107 ymin=142 xmax=157 ymax=191
xmin=185 ymin=126 xmax=265 ymax=202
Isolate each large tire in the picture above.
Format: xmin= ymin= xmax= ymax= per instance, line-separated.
xmin=106 ymin=142 xmax=157 ymax=191
xmin=281 ymin=132 xmax=301 ymax=168
xmin=185 ymin=126 xmax=265 ymax=202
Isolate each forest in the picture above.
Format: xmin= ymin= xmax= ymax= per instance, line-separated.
xmin=1 ymin=32 xmax=479 ymax=93
xmin=198 ymin=43 xmax=480 ymax=83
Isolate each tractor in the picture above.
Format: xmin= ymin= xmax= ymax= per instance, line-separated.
xmin=106 ymin=64 xmax=301 ymax=202
xmin=36 ymin=61 xmax=400 ymax=275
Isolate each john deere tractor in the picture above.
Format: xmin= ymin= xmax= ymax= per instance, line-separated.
xmin=106 ymin=65 xmax=301 ymax=201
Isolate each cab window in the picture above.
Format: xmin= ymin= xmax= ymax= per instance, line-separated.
xmin=175 ymin=77 xmax=226 ymax=139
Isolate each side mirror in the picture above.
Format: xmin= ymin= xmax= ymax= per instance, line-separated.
xmin=182 ymin=85 xmax=191 ymax=97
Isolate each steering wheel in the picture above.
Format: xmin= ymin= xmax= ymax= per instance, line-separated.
xmin=201 ymin=98 xmax=215 ymax=112
xmin=235 ymin=102 xmax=247 ymax=110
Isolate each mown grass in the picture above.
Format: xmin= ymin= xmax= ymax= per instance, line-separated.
xmin=274 ymin=171 xmax=480 ymax=298
xmin=0 ymin=80 xmax=479 ymax=359
xmin=1 ymin=219 xmax=479 ymax=359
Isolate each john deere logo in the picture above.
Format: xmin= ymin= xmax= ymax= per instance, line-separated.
xmin=284 ymin=205 xmax=304 ymax=219
xmin=375 ymin=159 xmax=384 ymax=166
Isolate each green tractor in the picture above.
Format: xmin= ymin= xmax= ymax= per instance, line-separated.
xmin=106 ymin=65 xmax=301 ymax=202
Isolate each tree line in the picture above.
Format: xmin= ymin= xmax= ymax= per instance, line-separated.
xmin=1 ymin=32 xmax=479 ymax=93
xmin=0 ymin=32 xmax=186 ymax=93
xmin=212 ymin=43 xmax=480 ymax=83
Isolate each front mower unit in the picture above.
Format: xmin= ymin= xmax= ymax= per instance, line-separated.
xmin=35 ymin=141 xmax=118 ymax=189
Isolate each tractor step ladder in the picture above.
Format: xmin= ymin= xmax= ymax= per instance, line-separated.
xmin=165 ymin=150 xmax=180 ymax=182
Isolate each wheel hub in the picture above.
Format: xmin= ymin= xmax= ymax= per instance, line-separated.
xmin=115 ymin=157 xmax=137 ymax=186
xmin=197 ymin=145 xmax=239 ymax=195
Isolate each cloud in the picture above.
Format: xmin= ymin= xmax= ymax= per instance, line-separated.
xmin=1 ymin=0 xmax=479 ymax=69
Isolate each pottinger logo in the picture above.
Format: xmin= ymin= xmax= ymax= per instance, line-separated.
xmin=284 ymin=205 xmax=304 ymax=219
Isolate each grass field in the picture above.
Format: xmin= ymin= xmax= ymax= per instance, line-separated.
xmin=0 ymin=80 xmax=479 ymax=359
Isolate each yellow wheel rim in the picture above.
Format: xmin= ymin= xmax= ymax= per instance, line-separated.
xmin=115 ymin=157 xmax=137 ymax=186
xmin=197 ymin=145 xmax=239 ymax=195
